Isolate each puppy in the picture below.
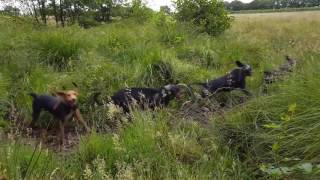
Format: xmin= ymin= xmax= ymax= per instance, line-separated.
xmin=29 ymin=90 xmax=90 ymax=145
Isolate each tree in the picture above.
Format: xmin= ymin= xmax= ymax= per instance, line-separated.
xmin=2 ymin=6 xmax=21 ymax=16
xmin=160 ymin=5 xmax=171 ymax=15
xmin=228 ymin=0 xmax=246 ymax=11
xmin=174 ymin=0 xmax=233 ymax=36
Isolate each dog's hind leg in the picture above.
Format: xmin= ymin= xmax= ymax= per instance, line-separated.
xmin=30 ymin=110 xmax=40 ymax=128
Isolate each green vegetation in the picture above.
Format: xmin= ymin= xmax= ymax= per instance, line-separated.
xmin=231 ymin=6 xmax=320 ymax=14
xmin=225 ymin=0 xmax=320 ymax=11
xmin=0 ymin=10 xmax=320 ymax=179
xmin=175 ymin=0 xmax=233 ymax=35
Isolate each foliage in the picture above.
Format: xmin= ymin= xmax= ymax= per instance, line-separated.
xmin=34 ymin=29 xmax=87 ymax=70
xmin=129 ymin=0 xmax=153 ymax=23
xmin=175 ymin=0 xmax=233 ymax=36
xmin=0 ymin=11 xmax=320 ymax=179
xmin=225 ymin=0 xmax=320 ymax=11
xmin=78 ymin=14 xmax=101 ymax=29
xmin=0 ymin=5 xmax=20 ymax=16
xmin=141 ymin=60 xmax=175 ymax=87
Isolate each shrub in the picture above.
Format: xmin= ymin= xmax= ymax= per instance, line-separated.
xmin=153 ymin=13 xmax=186 ymax=47
xmin=177 ymin=46 xmax=220 ymax=68
xmin=78 ymin=15 xmax=100 ymax=29
xmin=174 ymin=0 xmax=233 ymax=36
xmin=152 ymin=11 xmax=176 ymax=28
xmin=35 ymin=30 xmax=86 ymax=71
xmin=141 ymin=60 xmax=175 ymax=87
xmin=129 ymin=0 xmax=153 ymax=23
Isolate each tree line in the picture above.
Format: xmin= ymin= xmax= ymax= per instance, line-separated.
xmin=0 ymin=0 xmax=233 ymax=36
xmin=0 ymin=0 xmax=153 ymax=27
xmin=225 ymin=0 xmax=320 ymax=11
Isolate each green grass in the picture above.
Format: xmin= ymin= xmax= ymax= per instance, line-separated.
xmin=0 ymin=11 xmax=320 ymax=179
xmin=231 ymin=7 xmax=320 ymax=14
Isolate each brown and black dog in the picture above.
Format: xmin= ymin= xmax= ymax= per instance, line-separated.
xmin=263 ymin=55 xmax=297 ymax=84
xmin=29 ymin=90 xmax=90 ymax=145
xmin=111 ymin=84 xmax=182 ymax=114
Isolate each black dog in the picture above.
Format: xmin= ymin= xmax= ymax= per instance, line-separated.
xmin=197 ymin=61 xmax=252 ymax=96
xmin=29 ymin=90 xmax=90 ymax=145
xmin=111 ymin=84 xmax=182 ymax=113
xmin=263 ymin=55 xmax=297 ymax=84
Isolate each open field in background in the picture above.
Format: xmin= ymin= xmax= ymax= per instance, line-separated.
xmin=0 ymin=11 xmax=320 ymax=179
xmin=231 ymin=7 xmax=320 ymax=14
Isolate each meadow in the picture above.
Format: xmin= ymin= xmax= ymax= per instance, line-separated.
xmin=231 ymin=7 xmax=320 ymax=14
xmin=0 ymin=11 xmax=320 ymax=179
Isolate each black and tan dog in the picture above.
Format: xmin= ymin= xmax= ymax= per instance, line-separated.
xmin=29 ymin=90 xmax=90 ymax=145
xmin=263 ymin=55 xmax=297 ymax=85
xmin=197 ymin=61 xmax=252 ymax=97
xmin=111 ymin=84 xmax=182 ymax=113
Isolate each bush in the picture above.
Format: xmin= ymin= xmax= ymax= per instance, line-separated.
xmin=35 ymin=30 xmax=86 ymax=71
xmin=141 ymin=60 xmax=175 ymax=87
xmin=78 ymin=15 xmax=100 ymax=29
xmin=177 ymin=46 xmax=220 ymax=68
xmin=160 ymin=25 xmax=186 ymax=47
xmin=129 ymin=0 xmax=153 ymax=23
xmin=175 ymin=0 xmax=233 ymax=36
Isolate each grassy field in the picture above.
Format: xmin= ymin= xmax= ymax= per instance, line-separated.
xmin=231 ymin=7 xmax=320 ymax=14
xmin=0 ymin=11 xmax=320 ymax=179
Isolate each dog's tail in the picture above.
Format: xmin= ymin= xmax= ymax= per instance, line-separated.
xmin=29 ymin=93 xmax=38 ymax=99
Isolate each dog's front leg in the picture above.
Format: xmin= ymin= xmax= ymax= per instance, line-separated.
xmin=74 ymin=109 xmax=91 ymax=133
xmin=59 ymin=120 xmax=66 ymax=146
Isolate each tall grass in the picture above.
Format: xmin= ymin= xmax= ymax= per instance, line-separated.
xmin=214 ymin=59 xmax=320 ymax=178
xmin=34 ymin=28 xmax=89 ymax=71
xmin=0 ymin=11 xmax=320 ymax=179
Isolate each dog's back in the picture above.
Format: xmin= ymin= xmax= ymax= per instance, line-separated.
xmin=111 ymin=87 xmax=168 ymax=113
xmin=112 ymin=88 xmax=162 ymax=104
xmin=30 ymin=93 xmax=61 ymax=113
xmin=206 ymin=76 xmax=229 ymax=92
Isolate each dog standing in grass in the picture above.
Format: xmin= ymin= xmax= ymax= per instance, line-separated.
xmin=111 ymin=84 xmax=182 ymax=114
xmin=263 ymin=55 xmax=297 ymax=85
xmin=196 ymin=60 xmax=253 ymax=97
xmin=29 ymin=90 xmax=90 ymax=145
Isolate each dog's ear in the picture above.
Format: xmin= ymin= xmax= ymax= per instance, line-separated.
xmin=235 ymin=60 xmax=244 ymax=67
xmin=55 ymin=91 xmax=67 ymax=97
